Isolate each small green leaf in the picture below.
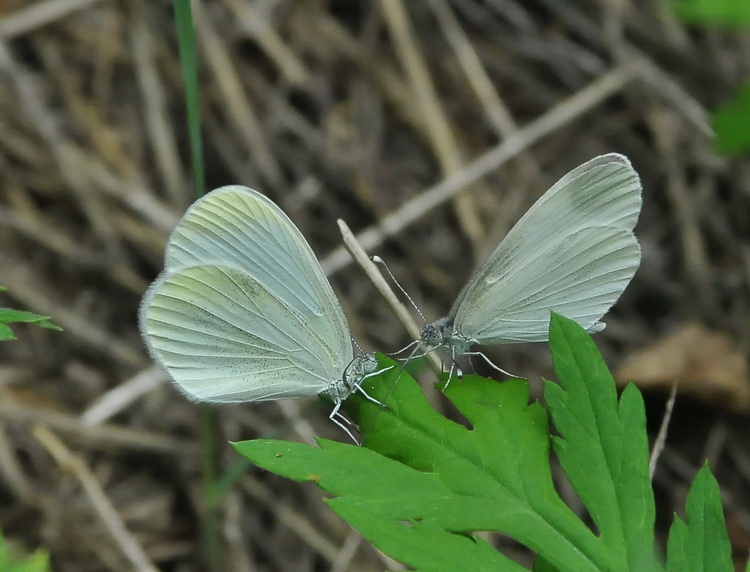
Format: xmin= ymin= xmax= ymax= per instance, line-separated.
xmin=0 ymin=324 xmax=14 ymax=341
xmin=238 ymin=354 xmax=619 ymax=570
xmin=711 ymin=84 xmax=750 ymax=156
xmin=0 ymin=531 xmax=49 ymax=572
xmin=666 ymin=464 xmax=733 ymax=571
xmin=673 ymin=0 xmax=750 ymax=26
xmin=173 ymin=0 xmax=204 ymax=198
xmin=329 ymin=498 xmax=513 ymax=571
xmin=532 ymin=556 xmax=560 ymax=572
xmin=545 ymin=313 xmax=659 ymax=570
xmin=0 ymin=307 xmax=62 ymax=341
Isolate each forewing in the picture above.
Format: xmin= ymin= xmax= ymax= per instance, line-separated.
xmin=139 ymin=264 xmax=352 ymax=402
xmin=451 ymin=154 xmax=641 ymax=320
xmin=457 ymin=226 xmax=640 ymax=343
xmin=164 ymin=186 xmax=345 ymax=324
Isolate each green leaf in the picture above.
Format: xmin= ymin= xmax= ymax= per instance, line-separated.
xmin=0 ymin=283 xmax=61 ymax=340
xmin=235 ymin=317 xmax=730 ymax=570
xmin=0 ymin=531 xmax=49 ymax=572
xmin=673 ymin=0 xmax=750 ymax=26
xmin=545 ymin=313 xmax=659 ymax=570
xmin=711 ymin=84 xmax=750 ymax=156
xmin=671 ymin=2 xmax=750 ymax=156
xmin=666 ymin=464 xmax=733 ymax=571
xmin=236 ymin=438 xmax=513 ymax=570
xmin=238 ymin=354 xmax=619 ymax=570
xmin=0 ymin=324 xmax=14 ymax=341
xmin=173 ymin=0 xmax=204 ymax=198
xmin=0 ymin=306 xmax=62 ymax=341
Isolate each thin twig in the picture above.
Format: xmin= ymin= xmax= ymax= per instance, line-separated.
xmin=425 ymin=0 xmax=521 ymax=138
xmin=0 ymin=397 xmax=199 ymax=456
xmin=80 ymin=366 xmax=166 ymax=425
xmin=193 ymin=0 xmax=284 ymax=189
xmin=338 ymin=219 xmax=442 ymax=375
xmin=322 ymin=64 xmax=636 ymax=275
xmin=131 ymin=0 xmax=185 ymax=204
xmin=381 ymin=0 xmax=484 ymax=248
xmin=649 ymin=381 xmax=678 ymax=479
xmin=33 ymin=425 xmax=159 ymax=571
xmin=275 ymin=399 xmax=320 ymax=447
xmin=0 ymin=0 xmax=105 ymax=38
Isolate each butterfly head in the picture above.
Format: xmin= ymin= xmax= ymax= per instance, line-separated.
xmin=419 ymin=324 xmax=443 ymax=348
xmin=419 ymin=317 xmax=455 ymax=350
xmin=340 ymin=352 xmax=379 ymax=395
xmin=354 ymin=352 xmax=379 ymax=377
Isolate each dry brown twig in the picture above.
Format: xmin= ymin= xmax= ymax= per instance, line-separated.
xmin=322 ymin=64 xmax=636 ymax=275
xmin=33 ymin=425 xmax=159 ymax=571
xmin=381 ymin=0 xmax=485 ymax=250
xmin=338 ymin=218 xmax=443 ymax=375
xmin=649 ymin=382 xmax=678 ymax=479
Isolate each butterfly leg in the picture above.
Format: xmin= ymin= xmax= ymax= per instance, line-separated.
xmin=440 ymin=344 xmax=465 ymax=391
xmin=356 ymin=363 xmax=394 ymax=401
xmin=463 ymin=351 xmax=518 ymax=378
xmin=441 ymin=360 xmax=463 ymax=391
xmin=455 ymin=362 xmax=464 ymax=380
xmin=354 ymin=384 xmax=384 ymax=407
xmin=441 ymin=362 xmax=454 ymax=391
xmin=367 ymin=365 xmax=395 ymax=378
xmin=329 ymin=401 xmax=360 ymax=444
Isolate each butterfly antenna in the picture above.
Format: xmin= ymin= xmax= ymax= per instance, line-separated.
xmin=372 ymin=256 xmax=426 ymax=324
xmin=387 ymin=338 xmax=420 ymax=358
xmin=351 ymin=337 xmax=365 ymax=354
xmin=368 ymin=254 xmax=441 ymax=377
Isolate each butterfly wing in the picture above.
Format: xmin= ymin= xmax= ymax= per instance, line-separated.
xmin=164 ymin=186 xmax=347 ymax=329
xmin=139 ymin=264 xmax=352 ymax=402
xmin=451 ymin=153 xmax=642 ymax=344
xmin=461 ymin=226 xmax=640 ymax=343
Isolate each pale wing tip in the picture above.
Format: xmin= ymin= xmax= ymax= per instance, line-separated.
xmin=588 ymin=321 xmax=607 ymax=333
xmin=596 ymin=152 xmax=630 ymax=164
xmin=173 ymin=186 xmax=268 ymax=232
xmin=209 ymin=184 xmax=258 ymax=195
xmin=581 ymin=152 xmax=633 ymax=172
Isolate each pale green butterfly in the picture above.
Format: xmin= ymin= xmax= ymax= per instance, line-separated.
xmin=417 ymin=153 xmax=642 ymax=377
xmin=139 ymin=186 xmax=382 ymax=441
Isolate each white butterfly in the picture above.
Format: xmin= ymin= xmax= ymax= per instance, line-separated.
xmin=139 ymin=186 xmax=381 ymax=440
xmin=418 ymin=153 xmax=642 ymax=374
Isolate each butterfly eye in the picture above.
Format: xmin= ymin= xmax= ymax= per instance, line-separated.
xmin=361 ymin=354 xmax=379 ymax=375
xmin=420 ymin=324 xmax=443 ymax=347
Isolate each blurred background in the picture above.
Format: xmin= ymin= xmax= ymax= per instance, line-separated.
xmin=0 ymin=0 xmax=749 ymax=570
